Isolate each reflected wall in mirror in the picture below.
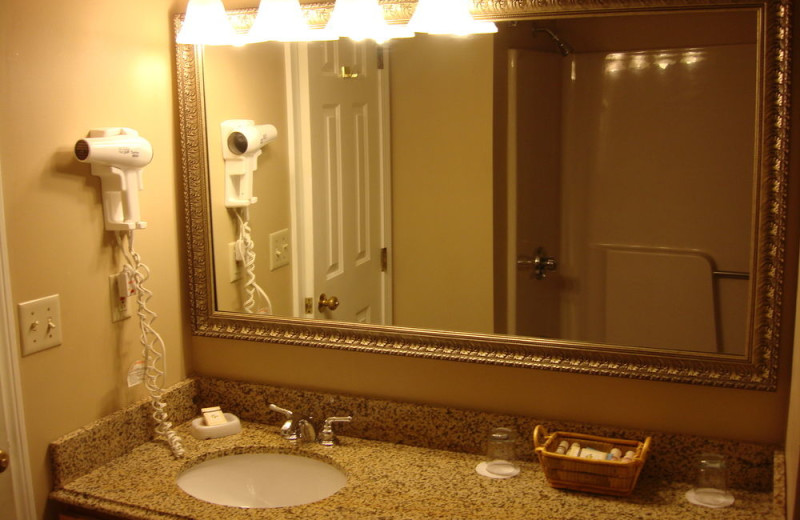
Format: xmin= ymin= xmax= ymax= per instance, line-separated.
xmin=176 ymin=0 xmax=791 ymax=390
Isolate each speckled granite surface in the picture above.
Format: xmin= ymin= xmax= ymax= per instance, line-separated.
xmin=192 ymin=377 xmax=779 ymax=491
xmin=51 ymin=421 xmax=784 ymax=520
xmin=49 ymin=377 xmax=785 ymax=519
xmin=50 ymin=379 xmax=199 ymax=489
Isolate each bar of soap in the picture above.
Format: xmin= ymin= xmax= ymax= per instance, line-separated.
xmin=202 ymin=406 xmax=228 ymax=426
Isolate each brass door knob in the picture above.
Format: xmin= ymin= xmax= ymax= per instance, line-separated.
xmin=318 ymin=294 xmax=340 ymax=312
xmin=0 ymin=449 xmax=9 ymax=473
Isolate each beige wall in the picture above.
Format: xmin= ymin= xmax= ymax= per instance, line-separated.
xmin=787 ymin=274 xmax=800 ymax=517
xmin=204 ymin=42 xmax=293 ymax=315
xmin=192 ymin=332 xmax=792 ymax=444
xmin=0 ymin=0 xmax=190 ymax=516
xmin=0 ymin=2 xmax=797 ymax=520
xmin=389 ymin=34 xmax=495 ymax=334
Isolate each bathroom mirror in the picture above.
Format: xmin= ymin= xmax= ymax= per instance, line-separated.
xmin=176 ymin=0 xmax=791 ymax=390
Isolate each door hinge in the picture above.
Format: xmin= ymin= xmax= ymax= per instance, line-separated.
xmin=381 ymin=247 xmax=388 ymax=272
xmin=377 ymin=45 xmax=385 ymax=70
xmin=304 ymin=297 xmax=313 ymax=314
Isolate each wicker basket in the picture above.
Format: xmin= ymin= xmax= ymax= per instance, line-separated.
xmin=533 ymin=425 xmax=651 ymax=496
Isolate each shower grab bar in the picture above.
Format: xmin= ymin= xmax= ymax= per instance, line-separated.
xmin=712 ymin=270 xmax=749 ymax=280
xmin=596 ymin=243 xmax=750 ymax=353
xmin=597 ymin=244 xmax=749 ymax=281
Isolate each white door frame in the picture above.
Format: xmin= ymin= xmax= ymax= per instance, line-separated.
xmin=0 ymin=158 xmax=37 ymax=519
xmin=285 ymin=42 xmax=313 ymax=318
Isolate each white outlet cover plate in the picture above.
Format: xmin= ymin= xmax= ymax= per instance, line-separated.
xmin=18 ymin=294 xmax=62 ymax=356
xmin=228 ymin=241 xmax=240 ymax=283
xmin=109 ymin=274 xmax=131 ymax=322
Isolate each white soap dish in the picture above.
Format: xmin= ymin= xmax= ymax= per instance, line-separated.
xmin=190 ymin=413 xmax=241 ymax=439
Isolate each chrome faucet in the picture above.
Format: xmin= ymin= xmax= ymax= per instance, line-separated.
xmin=269 ymin=404 xmax=352 ymax=446
xmin=269 ymin=404 xmax=316 ymax=443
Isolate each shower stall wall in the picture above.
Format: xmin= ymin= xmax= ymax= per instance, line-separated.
xmin=506 ymin=43 xmax=756 ymax=354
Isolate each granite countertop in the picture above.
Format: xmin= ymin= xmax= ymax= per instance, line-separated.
xmin=51 ymin=419 xmax=782 ymax=520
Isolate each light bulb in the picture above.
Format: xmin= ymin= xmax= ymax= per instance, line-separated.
xmin=326 ymin=0 xmax=413 ymax=43
xmin=247 ymin=0 xmax=336 ymax=43
xmin=177 ymin=0 xmax=237 ymax=45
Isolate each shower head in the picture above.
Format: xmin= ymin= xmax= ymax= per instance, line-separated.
xmin=555 ymin=40 xmax=573 ymax=57
xmin=532 ymin=28 xmax=573 ymax=56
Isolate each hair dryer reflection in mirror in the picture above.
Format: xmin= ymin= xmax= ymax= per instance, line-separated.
xmin=220 ymin=120 xmax=277 ymax=314
xmin=74 ymin=127 xmax=153 ymax=231
xmin=220 ymin=119 xmax=277 ymax=208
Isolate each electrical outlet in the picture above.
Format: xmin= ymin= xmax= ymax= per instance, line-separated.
xmin=269 ymin=228 xmax=291 ymax=271
xmin=228 ymin=241 xmax=241 ymax=283
xmin=109 ymin=274 xmax=131 ymax=322
xmin=18 ymin=294 xmax=62 ymax=356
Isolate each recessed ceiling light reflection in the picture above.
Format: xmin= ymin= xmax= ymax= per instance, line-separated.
xmin=604 ymin=53 xmax=622 ymax=74
xmin=655 ymin=52 xmax=677 ymax=70
xmin=605 ymin=59 xmax=625 ymax=74
xmin=681 ymin=50 xmax=705 ymax=66
xmin=630 ymin=54 xmax=648 ymax=70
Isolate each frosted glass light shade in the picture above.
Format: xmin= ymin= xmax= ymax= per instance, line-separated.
xmin=408 ymin=0 xmax=498 ymax=36
xmin=247 ymin=0 xmax=336 ymax=42
xmin=177 ymin=0 xmax=237 ymax=45
xmin=325 ymin=0 xmax=413 ymax=43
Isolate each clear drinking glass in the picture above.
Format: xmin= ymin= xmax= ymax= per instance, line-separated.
xmin=688 ymin=453 xmax=734 ymax=507
xmin=484 ymin=427 xmax=519 ymax=476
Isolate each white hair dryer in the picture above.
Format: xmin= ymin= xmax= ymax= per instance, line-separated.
xmin=74 ymin=127 xmax=153 ymax=230
xmin=221 ymin=120 xmax=277 ymax=208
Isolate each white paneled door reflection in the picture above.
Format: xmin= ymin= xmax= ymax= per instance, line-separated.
xmin=293 ymin=39 xmax=391 ymax=324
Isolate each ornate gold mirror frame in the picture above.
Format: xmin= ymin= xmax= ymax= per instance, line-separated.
xmin=176 ymin=0 xmax=791 ymax=390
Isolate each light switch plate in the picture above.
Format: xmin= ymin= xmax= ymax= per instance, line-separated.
xmin=269 ymin=228 xmax=291 ymax=271
xmin=18 ymin=294 xmax=62 ymax=356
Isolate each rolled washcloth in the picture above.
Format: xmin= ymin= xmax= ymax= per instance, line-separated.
xmin=578 ymin=447 xmax=608 ymax=460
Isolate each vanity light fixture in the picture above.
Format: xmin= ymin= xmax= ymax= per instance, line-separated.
xmin=176 ymin=0 xmax=237 ymax=45
xmin=325 ymin=0 xmax=413 ymax=43
xmin=246 ymin=0 xmax=336 ymax=42
xmin=408 ymin=0 xmax=498 ymax=35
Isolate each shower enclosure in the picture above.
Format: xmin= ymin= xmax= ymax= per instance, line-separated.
xmin=502 ymin=21 xmax=756 ymax=354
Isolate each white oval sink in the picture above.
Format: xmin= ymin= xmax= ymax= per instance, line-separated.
xmin=176 ymin=453 xmax=347 ymax=508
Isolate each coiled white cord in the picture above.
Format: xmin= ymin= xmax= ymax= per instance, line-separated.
xmin=235 ymin=208 xmax=273 ymax=314
xmin=116 ymin=231 xmax=185 ymax=459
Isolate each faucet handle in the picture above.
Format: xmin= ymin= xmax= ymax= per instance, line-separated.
xmin=318 ymin=416 xmax=353 ymax=446
xmin=269 ymin=403 xmax=295 ymax=438
xmin=269 ymin=403 xmax=293 ymax=417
